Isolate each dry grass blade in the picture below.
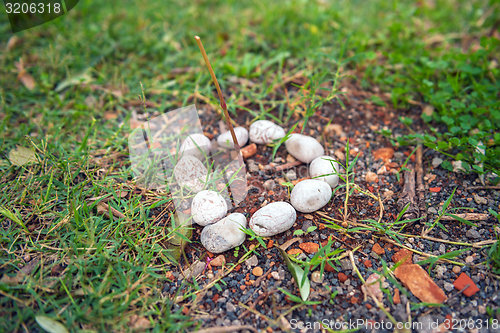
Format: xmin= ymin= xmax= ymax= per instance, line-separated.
xmin=348 ymin=251 xmax=402 ymax=333
xmin=440 ymin=213 xmax=489 ymax=221
xmin=279 ymin=237 xmax=300 ymax=251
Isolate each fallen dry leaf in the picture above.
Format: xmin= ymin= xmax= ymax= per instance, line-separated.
xmin=6 ymin=35 xmax=22 ymax=51
xmin=0 ymin=258 xmax=39 ymax=285
xmin=131 ymin=316 xmax=150 ymax=330
xmin=8 ymin=146 xmax=37 ymax=166
xmin=279 ymin=237 xmax=300 ymax=251
xmin=15 ymin=60 xmax=36 ymax=90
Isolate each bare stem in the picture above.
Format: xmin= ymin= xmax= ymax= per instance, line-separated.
xmin=194 ymin=36 xmax=243 ymax=166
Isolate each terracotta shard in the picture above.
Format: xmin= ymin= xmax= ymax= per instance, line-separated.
xmin=287 ymin=248 xmax=303 ymax=256
xmin=392 ymin=249 xmax=413 ymax=265
xmin=393 ymin=288 xmax=401 ymax=304
xmin=453 ymin=273 xmax=480 ymax=297
xmin=241 ymin=143 xmax=257 ymax=158
xmin=338 ymin=272 xmax=348 ymax=283
xmin=372 ymin=243 xmax=385 ymax=255
xmin=394 ymin=264 xmax=447 ymax=304
xmin=373 ymin=147 xmax=395 ymax=162
xmin=299 ymin=242 xmax=320 ymax=254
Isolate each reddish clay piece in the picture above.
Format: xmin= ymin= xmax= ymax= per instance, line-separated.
xmin=394 ymin=264 xmax=447 ymax=304
xmin=453 ymin=273 xmax=480 ymax=297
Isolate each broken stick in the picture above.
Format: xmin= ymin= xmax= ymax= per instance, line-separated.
xmin=397 ymin=165 xmax=420 ymax=220
xmin=415 ymin=145 xmax=426 ymax=220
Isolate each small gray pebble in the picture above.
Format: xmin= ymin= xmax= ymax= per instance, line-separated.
xmin=444 ymin=282 xmax=454 ymax=292
xmin=245 ymin=255 xmax=258 ymax=267
xmin=286 ymin=169 xmax=297 ymax=180
xmin=226 ymin=302 xmax=236 ymax=313
xmin=466 ymin=229 xmax=481 ymax=239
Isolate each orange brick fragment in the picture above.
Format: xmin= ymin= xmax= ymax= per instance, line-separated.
xmin=287 ymin=248 xmax=303 ymax=256
xmin=392 ymin=249 xmax=413 ymax=265
xmin=372 ymin=243 xmax=385 ymax=255
xmin=453 ymin=273 xmax=480 ymax=297
xmin=299 ymin=242 xmax=320 ymax=254
xmin=394 ymin=264 xmax=447 ymax=304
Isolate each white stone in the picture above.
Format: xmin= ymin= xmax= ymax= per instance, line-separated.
xmin=201 ymin=213 xmax=247 ymax=253
xmin=311 ymin=271 xmax=324 ymax=283
xmin=174 ymin=155 xmax=209 ymax=193
xmin=432 ymin=157 xmax=443 ymax=168
xmin=217 ymin=127 xmax=249 ymax=149
xmin=290 ymin=179 xmax=331 ymax=213
xmin=191 ymin=190 xmax=228 ymax=226
xmin=249 ymin=120 xmax=286 ymax=144
xmin=250 ymin=202 xmax=296 ymax=236
xmin=309 ymin=156 xmax=340 ymax=188
xmin=285 ymin=134 xmax=324 ymax=163
xmin=179 ymin=133 xmax=212 ymax=160
xmin=452 ymin=160 xmax=465 ymax=172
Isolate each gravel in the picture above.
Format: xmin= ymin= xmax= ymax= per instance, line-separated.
xmin=165 ymin=88 xmax=500 ymax=332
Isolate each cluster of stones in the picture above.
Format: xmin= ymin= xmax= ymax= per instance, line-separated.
xmin=175 ymin=120 xmax=342 ymax=253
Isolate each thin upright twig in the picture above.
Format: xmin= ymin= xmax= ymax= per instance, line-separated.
xmin=194 ymin=36 xmax=243 ymax=167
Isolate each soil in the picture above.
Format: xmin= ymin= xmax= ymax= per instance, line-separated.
xmin=151 ymin=78 xmax=499 ymax=332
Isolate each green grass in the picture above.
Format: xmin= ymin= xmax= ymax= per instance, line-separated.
xmin=1 ymin=0 xmax=499 ymax=331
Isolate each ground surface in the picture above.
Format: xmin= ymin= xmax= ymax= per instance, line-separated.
xmin=165 ymin=81 xmax=500 ymax=333
xmin=1 ymin=0 xmax=499 ymax=332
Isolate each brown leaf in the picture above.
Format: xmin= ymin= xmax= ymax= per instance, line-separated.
xmin=131 ymin=316 xmax=150 ymax=330
xmin=18 ymin=70 xmax=36 ymax=90
xmin=6 ymin=35 xmax=22 ymax=51
xmin=14 ymin=60 xmax=36 ymax=90
xmin=0 ymin=258 xmax=39 ymax=285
